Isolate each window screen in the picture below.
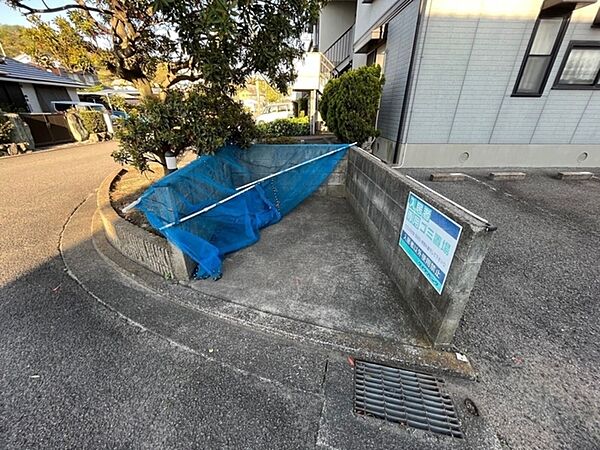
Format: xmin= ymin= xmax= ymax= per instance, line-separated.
xmin=556 ymin=43 xmax=600 ymax=87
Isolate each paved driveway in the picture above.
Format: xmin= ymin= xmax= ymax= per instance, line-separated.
xmin=405 ymin=169 xmax=600 ymax=449
xmin=2 ymin=144 xmax=596 ymax=449
xmin=0 ymin=144 xmax=337 ymax=449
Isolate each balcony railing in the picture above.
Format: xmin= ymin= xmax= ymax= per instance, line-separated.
xmin=323 ymin=25 xmax=354 ymax=71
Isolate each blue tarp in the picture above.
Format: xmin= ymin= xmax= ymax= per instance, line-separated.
xmin=135 ymin=144 xmax=349 ymax=279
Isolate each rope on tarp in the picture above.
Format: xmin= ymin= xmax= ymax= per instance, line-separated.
xmin=158 ymin=142 xmax=354 ymax=231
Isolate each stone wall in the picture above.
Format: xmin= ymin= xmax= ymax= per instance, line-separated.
xmin=346 ymin=147 xmax=495 ymax=347
xmin=97 ymin=169 xmax=196 ymax=281
xmin=3 ymin=113 xmax=35 ymax=150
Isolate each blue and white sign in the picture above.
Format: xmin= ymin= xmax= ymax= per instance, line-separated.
xmin=399 ymin=192 xmax=462 ymax=295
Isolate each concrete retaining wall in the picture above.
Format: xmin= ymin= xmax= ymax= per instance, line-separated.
xmin=346 ymin=147 xmax=495 ymax=347
xmin=97 ymin=169 xmax=196 ymax=281
xmin=316 ymin=152 xmax=348 ymax=198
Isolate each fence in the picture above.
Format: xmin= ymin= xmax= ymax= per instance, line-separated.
xmin=19 ymin=113 xmax=74 ymax=147
xmin=324 ymin=25 xmax=354 ymax=71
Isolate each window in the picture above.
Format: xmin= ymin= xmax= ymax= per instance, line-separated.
xmin=554 ymin=41 xmax=600 ymax=88
xmin=513 ymin=13 xmax=571 ymax=96
xmin=366 ymin=43 xmax=386 ymax=70
xmin=0 ymin=81 xmax=28 ymax=112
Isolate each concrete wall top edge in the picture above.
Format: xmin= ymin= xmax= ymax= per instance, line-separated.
xmin=353 ymin=146 xmax=491 ymax=230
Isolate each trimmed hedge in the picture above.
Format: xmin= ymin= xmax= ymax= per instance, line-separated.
xmin=78 ymin=110 xmax=108 ymax=134
xmin=256 ymin=117 xmax=309 ymax=138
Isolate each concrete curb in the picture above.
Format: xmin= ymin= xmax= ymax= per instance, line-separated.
xmin=556 ymin=171 xmax=594 ymax=180
xmin=488 ymin=171 xmax=527 ymax=181
xmin=96 ymin=168 xmax=195 ymax=281
xmin=429 ymin=172 xmax=467 ymax=182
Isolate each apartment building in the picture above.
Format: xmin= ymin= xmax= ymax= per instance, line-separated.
xmin=316 ymin=0 xmax=600 ymax=167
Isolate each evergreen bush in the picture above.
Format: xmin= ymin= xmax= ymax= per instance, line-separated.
xmin=78 ymin=110 xmax=108 ymax=134
xmin=113 ymin=88 xmax=257 ymax=174
xmin=319 ymin=65 xmax=384 ymax=145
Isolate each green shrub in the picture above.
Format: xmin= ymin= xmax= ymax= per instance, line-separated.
xmin=0 ymin=115 xmax=14 ymax=144
xmin=78 ymin=110 xmax=108 ymax=134
xmin=108 ymin=94 xmax=134 ymax=114
xmin=256 ymin=117 xmax=309 ymax=138
xmin=319 ymin=65 xmax=384 ymax=145
xmin=113 ymin=88 xmax=257 ymax=174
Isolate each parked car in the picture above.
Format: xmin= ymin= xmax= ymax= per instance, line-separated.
xmin=109 ymin=110 xmax=129 ymax=121
xmin=50 ymin=100 xmax=108 ymax=114
xmin=255 ymin=102 xmax=294 ymax=124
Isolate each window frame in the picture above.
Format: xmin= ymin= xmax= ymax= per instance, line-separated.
xmin=512 ymin=12 xmax=572 ymax=97
xmin=553 ymin=40 xmax=600 ymax=89
xmin=593 ymin=8 xmax=600 ymax=28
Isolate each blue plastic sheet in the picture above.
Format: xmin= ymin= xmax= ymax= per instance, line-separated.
xmin=136 ymin=144 xmax=350 ymax=279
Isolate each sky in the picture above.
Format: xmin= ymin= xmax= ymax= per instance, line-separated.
xmin=0 ymin=1 xmax=64 ymax=26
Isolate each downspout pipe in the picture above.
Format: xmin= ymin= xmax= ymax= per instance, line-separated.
xmin=392 ymin=0 xmax=427 ymax=165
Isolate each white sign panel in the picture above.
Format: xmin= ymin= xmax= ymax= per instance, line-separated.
xmin=398 ymin=192 xmax=462 ymax=294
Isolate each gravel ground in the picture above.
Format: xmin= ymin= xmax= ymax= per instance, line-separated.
xmin=404 ymin=169 xmax=600 ymax=450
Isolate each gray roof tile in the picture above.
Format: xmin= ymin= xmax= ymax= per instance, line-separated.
xmin=0 ymin=57 xmax=86 ymax=87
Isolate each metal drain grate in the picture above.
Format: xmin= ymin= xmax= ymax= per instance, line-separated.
xmin=354 ymin=360 xmax=463 ymax=438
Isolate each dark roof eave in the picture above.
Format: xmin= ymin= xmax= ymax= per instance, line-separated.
xmin=0 ymin=76 xmax=86 ymax=88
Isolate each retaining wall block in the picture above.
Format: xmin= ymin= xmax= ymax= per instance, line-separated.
xmin=346 ymin=147 xmax=495 ymax=348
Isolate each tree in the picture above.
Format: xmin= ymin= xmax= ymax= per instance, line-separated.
xmin=0 ymin=25 xmax=26 ymax=57
xmin=319 ymin=65 xmax=385 ymax=145
xmin=20 ymin=14 xmax=108 ymax=73
xmin=113 ymin=87 xmax=257 ymax=173
xmin=5 ymin=0 xmax=322 ymax=98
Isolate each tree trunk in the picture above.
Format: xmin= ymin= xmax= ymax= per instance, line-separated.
xmin=156 ymin=152 xmax=168 ymax=176
xmin=132 ymin=79 xmax=154 ymax=98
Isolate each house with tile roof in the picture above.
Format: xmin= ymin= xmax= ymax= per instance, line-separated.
xmin=0 ymin=57 xmax=85 ymax=113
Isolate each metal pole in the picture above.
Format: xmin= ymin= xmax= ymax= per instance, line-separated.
xmin=161 ymin=143 xmax=354 ymax=230
xmin=160 ymin=184 xmax=258 ymax=231
xmin=235 ymin=143 xmax=355 ymax=191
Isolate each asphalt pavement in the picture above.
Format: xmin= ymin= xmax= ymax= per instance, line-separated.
xmin=405 ymin=169 xmax=600 ymax=450
xmin=2 ymin=143 xmax=596 ymax=449
xmin=0 ymin=144 xmax=324 ymax=449
xmin=1 ymin=144 xmax=500 ymax=449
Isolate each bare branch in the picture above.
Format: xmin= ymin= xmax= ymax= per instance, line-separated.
xmin=9 ymin=0 xmax=111 ymax=16
xmin=165 ymin=73 xmax=201 ymax=88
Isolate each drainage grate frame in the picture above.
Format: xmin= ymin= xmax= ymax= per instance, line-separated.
xmin=354 ymin=360 xmax=464 ymax=439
